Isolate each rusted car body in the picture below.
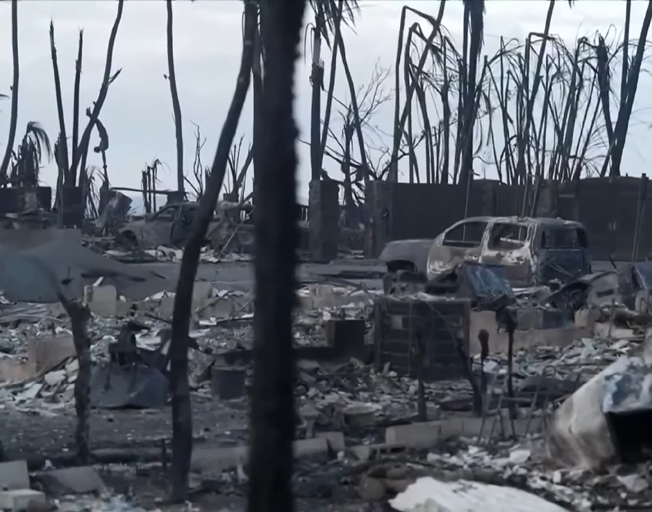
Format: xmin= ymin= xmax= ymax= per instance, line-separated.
xmin=380 ymin=216 xmax=591 ymax=288
xmin=118 ymin=202 xmax=254 ymax=251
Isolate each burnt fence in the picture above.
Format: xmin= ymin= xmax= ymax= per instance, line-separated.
xmin=364 ymin=176 xmax=651 ymax=262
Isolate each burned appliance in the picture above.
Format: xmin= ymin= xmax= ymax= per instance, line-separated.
xmin=373 ymin=295 xmax=470 ymax=382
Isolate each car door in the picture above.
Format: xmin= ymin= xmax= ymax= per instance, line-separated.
xmin=479 ymin=220 xmax=533 ymax=286
xmin=149 ymin=205 xmax=178 ymax=246
xmin=426 ymin=219 xmax=488 ymax=279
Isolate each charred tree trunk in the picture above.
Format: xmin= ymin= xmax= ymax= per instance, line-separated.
xmin=609 ymin=0 xmax=652 ymax=176
xmin=60 ymin=298 xmax=92 ymax=465
xmin=0 ymin=0 xmax=20 ymax=184
xmin=68 ymin=0 xmax=124 ymax=182
xmin=247 ymin=0 xmax=306 ymax=510
xmin=49 ymin=22 xmax=70 ymax=182
xmin=252 ymin=21 xmax=264 ymax=199
xmin=167 ymin=0 xmax=185 ymax=197
xmin=310 ymin=4 xmax=324 ymax=182
xmin=459 ymin=0 xmax=484 ymax=187
xmin=168 ymin=0 xmax=257 ymax=501
xmin=319 ymin=0 xmax=341 ymax=169
xmin=71 ymin=30 xmax=84 ymax=180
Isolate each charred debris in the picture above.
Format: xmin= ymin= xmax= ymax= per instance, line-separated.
xmin=1 ymin=201 xmax=652 ymax=510
xmin=4 ymin=0 xmax=652 ymax=510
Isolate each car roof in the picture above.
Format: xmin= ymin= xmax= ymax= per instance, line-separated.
xmin=457 ymin=216 xmax=584 ymax=229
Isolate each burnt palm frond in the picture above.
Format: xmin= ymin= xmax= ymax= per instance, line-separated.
xmin=9 ymin=122 xmax=52 ymax=187
xmin=310 ymin=0 xmax=358 ymax=44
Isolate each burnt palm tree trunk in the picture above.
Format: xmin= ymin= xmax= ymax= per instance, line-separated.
xmin=330 ymin=0 xmax=368 ymax=183
xmin=252 ymin=23 xmax=264 ymax=198
xmin=310 ymin=3 xmax=324 ymax=181
xmin=68 ymin=0 xmax=124 ymax=182
xmin=0 ymin=0 xmax=20 ymax=184
xmin=49 ymin=22 xmax=70 ymax=182
xmin=71 ymin=30 xmax=84 ymax=180
xmin=247 ymin=0 xmax=306 ymax=509
xmin=609 ymin=0 xmax=652 ymax=176
xmin=168 ymin=0 xmax=257 ymax=501
xmin=318 ymin=2 xmax=341 ymax=168
xmin=459 ymin=0 xmax=484 ymax=187
xmin=167 ymin=0 xmax=185 ymax=197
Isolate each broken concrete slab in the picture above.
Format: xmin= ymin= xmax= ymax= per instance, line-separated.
xmin=190 ymin=438 xmax=329 ymax=473
xmin=0 ymin=358 xmax=36 ymax=384
xmin=38 ymin=466 xmax=105 ymax=496
xmin=26 ymin=336 xmax=75 ymax=376
xmin=0 ymin=489 xmax=46 ymax=511
xmin=0 ymin=461 xmax=30 ymax=491
xmin=469 ymin=310 xmax=586 ymax=355
xmin=385 ymin=416 xmax=544 ymax=448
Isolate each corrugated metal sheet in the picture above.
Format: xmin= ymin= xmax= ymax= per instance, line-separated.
xmin=389 ymin=477 xmax=570 ymax=512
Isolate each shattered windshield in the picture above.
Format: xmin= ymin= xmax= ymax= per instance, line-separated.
xmin=540 ymin=227 xmax=588 ymax=249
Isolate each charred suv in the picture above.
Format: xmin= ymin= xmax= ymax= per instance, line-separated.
xmin=380 ymin=216 xmax=591 ymax=291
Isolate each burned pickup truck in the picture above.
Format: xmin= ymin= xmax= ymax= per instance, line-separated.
xmin=117 ymin=201 xmax=254 ymax=251
xmin=380 ymin=216 xmax=591 ymax=291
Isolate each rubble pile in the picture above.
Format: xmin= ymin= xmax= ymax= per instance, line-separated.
xmin=393 ymin=437 xmax=652 ymax=510
xmin=5 ymin=222 xmax=652 ymax=510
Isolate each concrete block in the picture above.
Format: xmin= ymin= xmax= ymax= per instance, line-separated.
xmin=0 ymin=461 xmax=30 ymax=490
xmin=349 ymin=443 xmax=405 ymax=462
xmin=27 ymin=336 xmax=75 ymax=375
xmin=0 ymin=489 xmax=46 ymax=511
xmin=38 ymin=466 xmax=105 ymax=496
xmin=83 ymin=285 xmax=117 ymax=317
xmin=315 ymin=431 xmax=345 ymax=452
xmin=516 ymin=308 xmax=571 ymax=330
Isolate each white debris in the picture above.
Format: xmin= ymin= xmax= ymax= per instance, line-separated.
xmin=509 ymin=449 xmax=532 ymax=465
xmin=389 ymin=477 xmax=569 ymax=512
xmin=617 ymin=473 xmax=649 ymax=493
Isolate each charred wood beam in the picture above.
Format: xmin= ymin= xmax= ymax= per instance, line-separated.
xmin=247 ymin=0 xmax=306 ymax=510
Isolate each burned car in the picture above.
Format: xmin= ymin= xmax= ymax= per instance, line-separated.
xmin=380 ymin=216 xmax=591 ymax=290
xmin=117 ymin=201 xmax=254 ymax=251
xmin=618 ymin=261 xmax=652 ymax=314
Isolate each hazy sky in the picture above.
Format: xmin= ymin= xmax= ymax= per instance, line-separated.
xmin=0 ymin=0 xmax=648 ymax=203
